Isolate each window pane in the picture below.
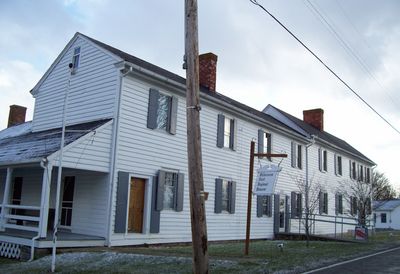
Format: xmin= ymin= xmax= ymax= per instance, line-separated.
xmin=338 ymin=156 xmax=342 ymax=175
xmin=263 ymin=134 xmax=269 ymax=153
xmin=156 ymin=94 xmax=171 ymax=130
xmin=262 ymin=196 xmax=268 ymax=215
xmin=221 ymin=180 xmax=229 ymax=211
xmin=163 ymin=172 xmax=176 ymax=209
xmin=224 ymin=117 xmax=231 ymax=148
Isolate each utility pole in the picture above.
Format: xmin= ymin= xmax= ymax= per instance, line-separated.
xmin=184 ymin=0 xmax=209 ymax=273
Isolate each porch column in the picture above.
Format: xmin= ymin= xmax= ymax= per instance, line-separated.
xmin=39 ymin=163 xmax=53 ymax=238
xmin=0 ymin=168 xmax=13 ymax=231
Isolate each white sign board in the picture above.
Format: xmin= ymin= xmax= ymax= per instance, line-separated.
xmin=253 ymin=164 xmax=282 ymax=195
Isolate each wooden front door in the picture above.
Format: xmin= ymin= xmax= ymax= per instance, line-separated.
xmin=128 ymin=178 xmax=145 ymax=233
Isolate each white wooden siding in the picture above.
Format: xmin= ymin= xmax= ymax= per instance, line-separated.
xmin=32 ymin=36 xmax=120 ymax=132
xmin=69 ymin=170 xmax=108 ymax=237
xmin=52 ymin=121 xmax=113 ymax=173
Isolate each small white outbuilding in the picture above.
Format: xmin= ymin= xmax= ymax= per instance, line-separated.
xmin=374 ymin=200 xmax=400 ymax=230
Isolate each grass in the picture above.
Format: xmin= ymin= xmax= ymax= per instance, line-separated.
xmin=0 ymin=231 xmax=399 ymax=273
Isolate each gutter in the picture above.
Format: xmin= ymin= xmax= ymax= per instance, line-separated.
xmin=122 ymin=61 xmax=308 ymax=143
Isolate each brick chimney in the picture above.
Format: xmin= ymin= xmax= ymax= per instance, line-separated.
xmin=8 ymin=105 xmax=27 ymax=127
xmin=303 ymin=108 xmax=324 ymax=131
xmin=199 ymin=53 xmax=218 ymax=92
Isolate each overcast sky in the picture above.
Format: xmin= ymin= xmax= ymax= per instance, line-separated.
xmin=0 ymin=0 xmax=399 ymax=189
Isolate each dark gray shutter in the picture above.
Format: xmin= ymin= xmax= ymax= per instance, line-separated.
xmin=258 ymin=129 xmax=264 ymax=156
xmin=291 ymin=192 xmax=296 ymax=218
xmin=147 ymin=88 xmax=159 ymax=129
xmin=319 ymin=192 xmax=323 ymax=215
xmin=349 ymin=160 xmax=352 ymax=179
xmin=150 ymin=176 xmax=161 ymax=233
xmin=339 ymin=195 xmax=343 ymax=214
xmin=175 ymin=173 xmax=184 ymax=212
xmin=214 ymin=178 xmax=223 ymax=213
xmin=115 ymin=171 xmax=129 ymax=233
xmin=156 ymin=170 xmax=166 ymax=211
xmin=298 ymin=193 xmax=302 ymax=217
xmin=217 ymin=114 xmax=225 ymax=148
xmin=335 ymin=194 xmax=339 ymax=215
xmin=334 ymin=154 xmax=337 ymax=175
xmin=228 ymin=181 xmax=236 ymax=214
xmin=266 ymin=133 xmax=272 ymax=161
xmin=318 ymin=148 xmax=322 ymax=171
xmin=350 ymin=196 xmax=354 ymax=215
xmin=229 ymin=119 xmax=235 ymax=150
xmin=267 ymin=195 xmax=272 ymax=217
xmin=291 ymin=142 xmax=296 ymax=167
xmin=257 ymin=196 xmax=263 ymax=217
xmin=324 ymin=193 xmax=328 ymax=214
xmin=297 ymin=145 xmax=302 ymax=169
xmin=168 ymin=96 xmax=178 ymax=135
xmin=285 ymin=195 xmax=290 ymax=233
xmin=273 ymin=194 xmax=280 ymax=234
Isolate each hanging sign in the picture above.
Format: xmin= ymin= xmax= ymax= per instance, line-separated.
xmin=253 ymin=164 xmax=282 ymax=195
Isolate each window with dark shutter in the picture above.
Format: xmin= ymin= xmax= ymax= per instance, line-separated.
xmin=291 ymin=142 xmax=302 ymax=169
xmin=215 ymin=179 xmax=236 ymax=214
xmin=147 ymin=88 xmax=178 ymax=135
xmin=156 ymin=170 xmax=184 ymax=212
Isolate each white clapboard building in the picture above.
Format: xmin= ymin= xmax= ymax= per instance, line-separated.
xmin=0 ymin=33 xmax=375 ymax=258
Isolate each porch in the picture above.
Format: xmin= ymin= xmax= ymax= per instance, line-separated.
xmin=0 ymin=228 xmax=105 ymax=248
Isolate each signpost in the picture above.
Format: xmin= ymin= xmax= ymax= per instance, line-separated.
xmin=244 ymin=141 xmax=287 ymax=255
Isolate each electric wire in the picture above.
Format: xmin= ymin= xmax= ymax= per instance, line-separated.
xmin=249 ymin=0 xmax=400 ymax=135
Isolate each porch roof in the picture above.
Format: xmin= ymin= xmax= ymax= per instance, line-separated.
xmin=0 ymin=119 xmax=111 ymax=166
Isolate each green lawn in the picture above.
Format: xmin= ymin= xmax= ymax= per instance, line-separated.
xmin=0 ymin=231 xmax=399 ymax=273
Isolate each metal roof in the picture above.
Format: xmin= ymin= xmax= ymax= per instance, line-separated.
xmin=374 ymin=200 xmax=400 ymax=211
xmin=0 ymin=119 xmax=111 ymax=165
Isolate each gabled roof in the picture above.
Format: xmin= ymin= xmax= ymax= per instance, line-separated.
xmin=0 ymin=119 xmax=111 ymax=166
xmin=374 ymin=200 xmax=400 ymax=211
xmin=264 ymin=104 xmax=375 ymax=165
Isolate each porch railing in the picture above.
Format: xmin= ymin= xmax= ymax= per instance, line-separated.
xmin=1 ymin=204 xmax=41 ymax=233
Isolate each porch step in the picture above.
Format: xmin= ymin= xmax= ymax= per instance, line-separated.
xmin=0 ymin=241 xmax=21 ymax=259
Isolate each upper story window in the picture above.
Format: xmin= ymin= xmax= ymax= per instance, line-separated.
xmin=147 ymin=88 xmax=178 ymax=135
xmin=358 ymin=165 xmax=364 ymax=182
xmin=334 ymin=154 xmax=342 ymax=176
xmin=217 ymin=114 xmax=236 ymax=150
xmin=214 ymin=178 xmax=236 ymax=214
xmin=366 ymin=167 xmax=371 ymax=183
xmin=319 ymin=148 xmax=328 ymax=172
xmin=349 ymin=160 xmax=357 ymax=180
xmin=258 ymin=129 xmax=272 ymax=161
xmin=72 ymin=47 xmax=81 ymax=69
xmin=291 ymin=142 xmax=302 ymax=169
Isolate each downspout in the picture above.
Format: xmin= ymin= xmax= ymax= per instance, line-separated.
xmin=305 ymin=135 xmax=315 ymax=243
xmin=105 ymin=67 xmax=131 ymax=246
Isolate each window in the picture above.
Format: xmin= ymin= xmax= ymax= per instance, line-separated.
xmin=215 ymin=179 xmax=236 ymax=214
xmin=291 ymin=142 xmax=302 ymax=169
xmin=319 ymin=192 xmax=328 ymax=214
xmin=291 ymin=192 xmax=302 ymax=218
xmin=156 ymin=170 xmax=184 ymax=212
xmin=358 ymin=165 xmax=364 ymax=182
xmin=217 ymin=114 xmax=235 ymax=150
xmin=350 ymin=196 xmax=358 ymax=216
xmin=319 ymin=148 xmax=328 ymax=172
xmin=163 ymin=172 xmax=178 ymax=210
xmin=257 ymin=195 xmax=272 ymax=217
xmin=381 ymin=213 xmax=387 ymax=223
xmin=258 ymin=129 xmax=272 ymax=161
xmin=334 ymin=154 xmax=342 ymax=176
xmin=349 ymin=161 xmax=357 ymax=180
xmin=72 ymin=47 xmax=80 ymax=69
xmin=366 ymin=168 xmax=371 ymax=183
xmin=147 ymin=88 xmax=178 ymax=134
xmin=335 ymin=194 xmax=343 ymax=215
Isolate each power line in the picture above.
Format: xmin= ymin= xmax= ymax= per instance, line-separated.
xmin=249 ymin=0 xmax=400 ymax=135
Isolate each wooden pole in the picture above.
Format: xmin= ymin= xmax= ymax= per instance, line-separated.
xmin=184 ymin=1 xmax=209 ymax=273
xmin=245 ymin=141 xmax=255 ymax=255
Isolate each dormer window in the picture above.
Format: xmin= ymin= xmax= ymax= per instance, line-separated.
xmin=72 ymin=47 xmax=81 ymax=69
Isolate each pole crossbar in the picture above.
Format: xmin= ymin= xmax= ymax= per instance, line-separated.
xmin=245 ymin=141 xmax=287 ymax=255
